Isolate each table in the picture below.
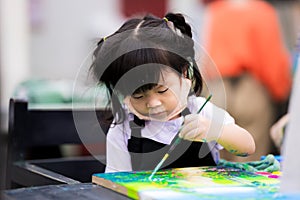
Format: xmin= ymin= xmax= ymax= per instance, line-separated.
xmin=2 ymin=183 xmax=130 ymax=200
xmin=3 ymin=174 xmax=300 ymax=200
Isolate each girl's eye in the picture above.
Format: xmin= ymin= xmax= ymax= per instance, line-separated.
xmin=158 ymin=88 xmax=169 ymax=93
xmin=132 ymin=94 xmax=144 ymax=99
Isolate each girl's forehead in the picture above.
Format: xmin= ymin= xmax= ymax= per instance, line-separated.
xmin=158 ymin=68 xmax=181 ymax=86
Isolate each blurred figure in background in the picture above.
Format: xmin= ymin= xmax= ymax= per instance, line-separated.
xmin=270 ymin=36 xmax=300 ymax=154
xmin=201 ymin=0 xmax=292 ymax=161
xmin=270 ymin=113 xmax=289 ymax=153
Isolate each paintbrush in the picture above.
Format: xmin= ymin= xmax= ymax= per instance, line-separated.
xmin=148 ymin=94 xmax=212 ymax=180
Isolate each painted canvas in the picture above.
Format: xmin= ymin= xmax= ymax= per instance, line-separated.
xmin=92 ymin=167 xmax=281 ymax=199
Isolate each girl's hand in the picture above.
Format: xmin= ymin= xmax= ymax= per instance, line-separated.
xmin=270 ymin=114 xmax=289 ymax=151
xmin=179 ymin=114 xmax=255 ymax=156
xmin=179 ymin=114 xmax=216 ymax=142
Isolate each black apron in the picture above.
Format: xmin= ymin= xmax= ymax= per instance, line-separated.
xmin=127 ymin=108 xmax=216 ymax=171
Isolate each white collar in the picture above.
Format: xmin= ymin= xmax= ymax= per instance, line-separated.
xmin=128 ymin=112 xmax=184 ymax=144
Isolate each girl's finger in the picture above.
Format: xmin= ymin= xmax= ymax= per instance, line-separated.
xmin=182 ymin=129 xmax=204 ymax=142
xmin=180 ymin=122 xmax=197 ymax=137
xmin=184 ymin=114 xmax=199 ymax=124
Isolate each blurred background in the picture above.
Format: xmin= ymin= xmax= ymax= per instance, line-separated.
xmin=0 ymin=0 xmax=299 ymax=190
xmin=1 ymin=0 xmax=299 ymax=133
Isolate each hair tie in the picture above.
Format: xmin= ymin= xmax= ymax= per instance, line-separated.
xmin=187 ymin=57 xmax=194 ymax=79
xmin=163 ymin=17 xmax=168 ymax=22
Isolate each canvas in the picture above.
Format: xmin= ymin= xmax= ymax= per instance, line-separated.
xmin=92 ymin=167 xmax=281 ymax=199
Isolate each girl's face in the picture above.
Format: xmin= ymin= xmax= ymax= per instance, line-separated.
xmin=124 ymin=69 xmax=191 ymax=121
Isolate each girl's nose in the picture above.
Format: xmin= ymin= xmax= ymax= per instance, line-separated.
xmin=146 ymin=97 xmax=162 ymax=108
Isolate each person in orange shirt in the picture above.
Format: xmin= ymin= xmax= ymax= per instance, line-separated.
xmin=201 ymin=0 xmax=292 ymax=161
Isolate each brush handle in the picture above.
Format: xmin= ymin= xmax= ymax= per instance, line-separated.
xmin=197 ymin=94 xmax=212 ymax=113
xmin=168 ymin=137 xmax=182 ymax=153
xmin=149 ymin=94 xmax=212 ymax=179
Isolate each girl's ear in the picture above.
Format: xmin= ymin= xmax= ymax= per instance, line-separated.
xmin=183 ymin=68 xmax=188 ymax=78
xmin=183 ymin=64 xmax=194 ymax=79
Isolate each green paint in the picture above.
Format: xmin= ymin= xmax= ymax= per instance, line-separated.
xmin=149 ymin=154 xmax=169 ymax=181
xmin=218 ymin=155 xmax=281 ymax=172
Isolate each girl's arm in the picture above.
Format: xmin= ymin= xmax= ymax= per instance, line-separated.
xmin=179 ymin=114 xmax=255 ymax=156
xmin=216 ymin=123 xmax=255 ymax=156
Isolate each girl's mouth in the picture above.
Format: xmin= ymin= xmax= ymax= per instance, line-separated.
xmin=149 ymin=111 xmax=168 ymax=119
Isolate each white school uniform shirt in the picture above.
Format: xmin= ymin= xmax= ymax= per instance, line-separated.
xmin=105 ymin=95 xmax=235 ymax=173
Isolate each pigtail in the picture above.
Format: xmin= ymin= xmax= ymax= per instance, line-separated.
xmin=90 ymin=36 xmax=107 ymax=98
xmin=164 ymin=13 xmax=202 ymax=96
xmin=93 ymin=37 xmax=105 ymax=58
xmin=164 ymin=13 xmax=192 ymax=38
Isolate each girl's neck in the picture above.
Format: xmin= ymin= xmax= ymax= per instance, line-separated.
xmin=168 ymin=113 xmax=182 ymax=121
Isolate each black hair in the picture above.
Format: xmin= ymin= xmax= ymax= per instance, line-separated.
xmin=90 ymin=13 xmax=203 ymax=124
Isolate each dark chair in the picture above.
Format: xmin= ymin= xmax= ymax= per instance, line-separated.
xmin=5 ymin=98 xmax=111 ymax=189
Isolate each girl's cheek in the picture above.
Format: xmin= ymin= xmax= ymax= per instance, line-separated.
xmin=135 ymin=101 xmax=149 ymax=113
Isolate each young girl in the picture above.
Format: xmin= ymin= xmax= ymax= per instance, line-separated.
xmin=90 ymin=13 xmax=255 ymax=172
